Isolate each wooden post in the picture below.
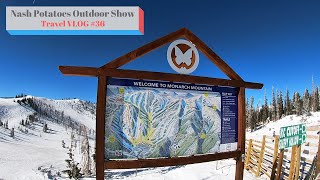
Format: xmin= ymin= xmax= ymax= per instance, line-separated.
xmin=235 ymin=87 xmax=246 ymax=180
xmin=96 ymin=76 xmax=107 ymax=180
xmin=316 ymin=131 xmax=320 ymax=175
xmin=271 ymin=135 xmax=279 ymax=179
xmin=245 ymin=139 xmax=253 ymax=169
xmin=288 ymin=146 xmax=297 ymax=180
xmin=273 ymin=135 xmax=279 ymax=165
xmin=256 ymin=135 xmax=266 ymax=176
xmin=275 ymin=150 xmax=284 ymax=180
xmin=294 ymin=145 xmax=301 ymax=180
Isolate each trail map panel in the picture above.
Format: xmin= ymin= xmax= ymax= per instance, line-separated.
xmin=105 ymin=78 xmax=238 ymax=160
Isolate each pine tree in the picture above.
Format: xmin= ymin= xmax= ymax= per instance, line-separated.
xmin=312 ymin=86 xmax=319 ymax=112
xmin=272 ymin=87 xmax=277 ymax=121
xmin=262 ymin=89 xmax=269 ymax=123
xmin=43 ymin=123 xmax=48 ymax=133
xmin=245 ymin=98 xmax=249 ymax=129
xmin=63 ymin=147 xmax=83 ymax=179
xmin=303 ymin=89 xmax=311 ymax=115
xmin=62 ymin=140 xmax=66 ymax=148
xmin=294 ymin=92 xmax=302 ymax=115
xmin=10 ymin=128 xmax=14 ymax=138
xmin=81 ymin=128 xmax=91 ymax=176
xmin=285 ymin=88 xmax=291 ymax=115
xmin=256 ymin=103 xmax=262 ymax=125
xmin=91 ymin=143 xmax=96 ymax=175
xmin=277 ymin=90 xmax=284 ymax=119
xmin=249 ymin=96 xmax=255 ymax=132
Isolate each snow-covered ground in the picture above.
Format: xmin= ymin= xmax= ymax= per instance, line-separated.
xmin=0 ymin=96 xmax=319 ymax=180
xmin=247 ymin=112 xmax=320 ymax=139
xmin=0 ymin=96 xmax=96 ymax=180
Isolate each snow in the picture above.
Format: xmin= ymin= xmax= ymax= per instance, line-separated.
xmin=0 ymin=98 xmax=34 ymax=129
xmin=247 ymin=112 xmax=320 ymax=139
xmin=0 ymin=96 xmax=319 ymax=179
xmin=32 ymin=97 xmax=96 ymax=130
xmin=0 ymin=97 xmax=95 ymax=179
xmin=102 ymin=160 xmax=265 ymax=180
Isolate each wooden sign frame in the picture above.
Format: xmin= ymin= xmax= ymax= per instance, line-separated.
xmin=59 ymin=28 xmax=263 ymax=180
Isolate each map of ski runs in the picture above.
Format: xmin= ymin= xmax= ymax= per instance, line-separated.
xmin=105 ymin=78 xmax=237 ymax=160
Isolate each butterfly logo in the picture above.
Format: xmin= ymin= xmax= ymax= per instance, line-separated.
xmin=167 ymin=39 xmax=199 ymax=74
xmin=171 ymin=44 xmax=196 ymax=69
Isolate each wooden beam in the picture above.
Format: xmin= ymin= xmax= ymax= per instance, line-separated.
xmin=59 ymin=66 xmax=99 ymax=77
xmin=235 ymin=87 xmax=246 ymax=180
xmin=276 ymin=150 xmax=284 ymax=180
xmin=105 ymin=151 xmax=241 ymax=169
xmin=184 ymin=29 xmax=243 ymax=80
xmin=294 ymin=145 xmax=301 ymax=180
xmin=96 ymin=76 xmax=107 ymax=180
xmin=316 ymin=132 xmax=320 ymax=175
xmin=101 ymin=69 xmax=263 ymax=89
xmin=256 ymin=135 xmax=266 ymax=176
xmin=271 ymin=135 xmax=279 ymax=179
xmin=100 ymin=28 xmax=187 ymax=69
xmin=245 ymin=139 xmax=253 ymax=169
xmin=288 ymin=146 xmax=297 ymax=180
xmin=58 ymin=66 xmax=263 ymax=89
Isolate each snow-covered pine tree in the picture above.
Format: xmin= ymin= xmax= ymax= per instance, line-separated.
xmin=284 ymin=88 xmax=291 ymax=115
xmin=245 ymin=98 xmax=249 ymax=129
xmin=71 ymin=131 xmax=76 ymax=148
xmin=303 ymin=89 xmax=311 ymax=115
xmin=43 ymin=123 xmax=48 ymax=133
xmin=10 ymin=128 xmax=14 ymax=137
xmin=294 ymin=92 xmax=302 ymax=115
xmin=277 ymin=90 xmax=284 ymax=119
xmin=292 ymin=92 xmax=296 ymax=113
xmin=272 ymin=87 xmax=277 ymax=121
xmin=262 ymin=89 xmax=269 ymax=123
xmin=61 ymin=111 xmax=64 ymax=125
xmin=312 ymin=86 xmax=319 ymax=112
xmin=256 ymin=103 xmax=262 ymax=125
xmin=62 ymin=140 xmax=66 ymax=148
xmin=91 ymin=143 xmax=96 ymax=175
xmin=249 ymin=96 xmax=255 ymax=132
xmin=81 ymin=128 xmax=91 ymax=176
xmin=62 ymin=145 xmax=83 ymax=179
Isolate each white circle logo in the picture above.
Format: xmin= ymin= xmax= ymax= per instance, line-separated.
xmin=167 ymin=39 xmax=199 ymax=74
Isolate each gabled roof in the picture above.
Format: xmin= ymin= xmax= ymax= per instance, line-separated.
xmin=100 ymin=28 xmax=243 ymax=80
xmin=59 ymin=28 xmax=263 ymax=89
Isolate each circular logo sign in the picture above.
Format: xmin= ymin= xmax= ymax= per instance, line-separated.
xmin=167 ymin=39 xmax=199 ymax=74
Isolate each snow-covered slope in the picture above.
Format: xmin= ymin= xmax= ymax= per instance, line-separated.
xmin=0 ymin=96 xmax=96 ymax=179
xmin=34 ymin=97 xmax=96 ymax=130
xmin=247 ymin=112 xmax=320 ymax=139
xmin=0 ymin=97 xmax=34 ymax=129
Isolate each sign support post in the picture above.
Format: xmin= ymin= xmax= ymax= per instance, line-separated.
xmin=235 ymin=87 xmax=245 ymax=180
xmin=96 ymin=76 xmax=106 ymax=180
xmin=294 ymin=145 xmax=301 ymax=180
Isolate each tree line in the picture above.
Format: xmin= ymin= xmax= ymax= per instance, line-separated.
xmin=246 ymin=86 xmax=319 ymax=131
xmin=17 ymin=97 xmax=95 ymax=137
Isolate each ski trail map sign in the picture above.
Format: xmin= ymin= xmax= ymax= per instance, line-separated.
xmin=105 ymin=78 xmax=238 ymax=159
xmin=59 ymin=28 xmax=263 ymax=180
